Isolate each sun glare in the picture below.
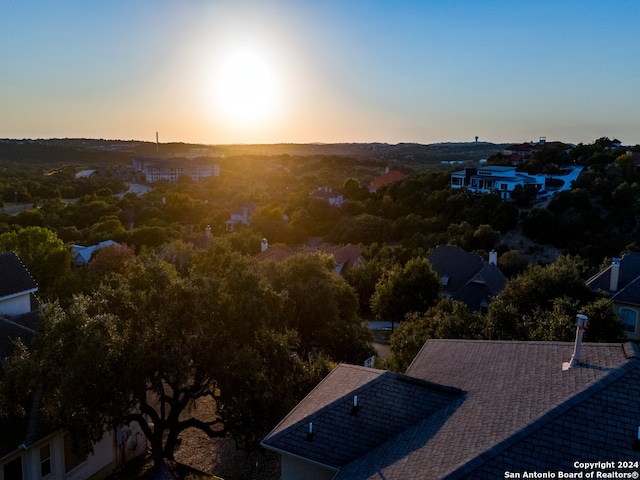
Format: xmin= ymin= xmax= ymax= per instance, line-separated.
xmin=210 ymin=44 xmax=282 ymax=128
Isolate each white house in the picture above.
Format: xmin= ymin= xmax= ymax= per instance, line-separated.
xmin=450 ymin=165 xmax=545 ymax=199
xmin=0 ymin=252 xmax=38 ymax=318
xmin=1 ymin=427 xmax=144 ymax=480
xmin=0 ymin=252 xmax=146 ymax=480
xmin=309 ymin=187 xmax=344 ymax=207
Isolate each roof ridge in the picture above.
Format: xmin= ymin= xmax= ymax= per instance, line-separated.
xmin=0 ymin=315 xmax=36 ymax=334
xmin=445 ymin=359 xmax=639 ymax=479
xmin=261 ymin=364 xmax=384 ymax=440
xmin=395 ymin=373 xmax=463 ymax=396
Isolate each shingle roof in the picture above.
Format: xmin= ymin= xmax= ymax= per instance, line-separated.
xmin=427 ymin=245 xmax=506 ymax=310
xmin=261 ymin=364 xmax=462 ymax=469
xmin=0 ymin=252 xmax=38 ymax=299
xmin=0 ymin=314 xmax=36 ymax=366
xmin=368 ymin=170 xmax=408 ymax=192
xmin=264 ymin=339 xmax=640 ymax=480
xmin=586 ymin=252 xmax=640 ymax=305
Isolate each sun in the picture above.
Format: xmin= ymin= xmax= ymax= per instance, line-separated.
xmin=211 ymin=44 xmax=282 ymax=128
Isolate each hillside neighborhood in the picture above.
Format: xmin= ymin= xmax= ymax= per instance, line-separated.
xmin=1 ymin=136 xmax=640 ymax=479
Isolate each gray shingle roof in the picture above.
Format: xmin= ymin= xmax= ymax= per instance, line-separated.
xmin=0 ymin=252 xmax=38 ymax=299
xmin=262 ymin=364 xmax=462 ymax=469
xmin=587 ymin=252 xmax=640 ymax=305
xmin=264 ymin=340 xmax=640 ymax=480
xmin=427 ymin=245 xmax=506 ymax=310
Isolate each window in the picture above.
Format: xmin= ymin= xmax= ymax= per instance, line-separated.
xmin=620 ymin=308 xmax=638 ymax=334
xmin=40 ymin=444 xmax=52 ymax=477
xmin=3 ymin=456 xmax=23 ymax=480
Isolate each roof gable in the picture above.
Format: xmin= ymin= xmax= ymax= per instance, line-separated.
xmin=262 ymin=364 xmax=461 ymax=469
xmin=587 ymin=252 xmax=640 ymax=289
xmin=427 ymin=246 xmax=506 ymax=310
xmin=265 ymin=340 xmax=640 ymax=480
xmin=0 ymin=252 xmax=38 ymax=298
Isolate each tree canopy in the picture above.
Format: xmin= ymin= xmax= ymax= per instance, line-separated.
xmin=1 ymin=240 xmax=375 ymax=470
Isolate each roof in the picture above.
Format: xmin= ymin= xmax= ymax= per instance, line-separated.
xmin=587 ymin=252 xmax=640 ymax=305
xmin=71 ymin=240 xmax=122 ymax=267
xmin=310 ymin=188 xmax=343 ymax=200
xmin=0 ymin=312 xmax=37 ymax=366
xmin=263 ymin=339 xmax=640 ymax=480
xmin=427 ymin=245 xmax=506 ymax=310
xmin=368 ymin=170 xmax=408 ymax=192
xmin=0 ymin=252 xmax=38 ymax=299
xmin=262 ymin=364 xmax=462 ymax=470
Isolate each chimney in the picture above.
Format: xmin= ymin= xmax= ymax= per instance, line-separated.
xmin=205 ymin=225 xmax=211 ymax=237
xmin=610 ymin=258 xmax=621 ymax=292
xmin=489 ymin=250 xmax=498 ymax=266
xmin=385 ymin=166 xmax=390 ymax=174
xmin=562 ymin=314 xmax=588 ymax=370
xmin=261 ymin=238 xmax=268 ymax=252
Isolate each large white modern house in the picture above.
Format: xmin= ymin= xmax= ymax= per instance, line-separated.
xmin=450 ymin=166 xmax=546 ymax=199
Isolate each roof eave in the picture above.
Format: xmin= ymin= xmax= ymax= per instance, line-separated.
xmin=0 ymin=288 xmax=38 ymax=302
xmin=260 ymin=441 xmax=341 ymax=474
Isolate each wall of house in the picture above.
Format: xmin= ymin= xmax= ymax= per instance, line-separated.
xmin=280 ymin=454 xmax=337 ymax=480
xmin=0 ymin=293 xmax=32 ymax=317
xmin=614 ymin=303 xmax=640 ymax=341
xmin=0 ymin=424 xmax=145 ymax=480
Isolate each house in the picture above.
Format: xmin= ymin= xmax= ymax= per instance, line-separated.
xmin=586 ymin=252 xmax=640 ymax=340
xmin=0 ymin=252 xmax=145 ymax=480
xmin=0 ymin=252 xmax=38 ymax=317
xmin=132 ymin=157 xmax=220 ymax=183
xmin=262 ymin=336 xmax=640 ymax=480
xmin=310 ymin=187 xmax=344 ymax=207
xmin=225 ymin=202 xmax=256 ymax=231
xmin=368 ymin=168 xmax=408 ymax=193
xmin=450 ymin=165 xmax=546 ymax=199
xmin=70 ymin=240 xmax=122 ymax=268
xmin=427 ymin=245 xmax=506 ymax=311
xmin=503 ymin=142 xmax=535 ymax=163
xmin=255 ymin=240 xmax=365 ymax=276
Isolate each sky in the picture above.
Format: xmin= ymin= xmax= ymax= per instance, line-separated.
xmin=1 ymin=1 xmax=639 ymax=146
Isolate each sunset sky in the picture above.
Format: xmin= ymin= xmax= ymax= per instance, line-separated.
xmin=2 ymin=1 xmax=639 ymax=145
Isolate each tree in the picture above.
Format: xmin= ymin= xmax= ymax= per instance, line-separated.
xmin=387 ymin=299 xmax=482 ymax=372
xmin=12 ymin=251 xmax=328 ymax=471
xmin=261 ymin=253 xmax=374 ymax=364
xmin=484 ymin=256 xmax=624 ymax=342
xmin=370 ymin=257 xmax=441 ymax=330
xmin=0 ymin=226 xmax=71 ymax=298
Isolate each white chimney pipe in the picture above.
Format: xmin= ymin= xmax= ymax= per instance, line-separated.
xmin=563 ymin=314 xmax=588 ymax=370
xmin=261 ymin=238 xmax=268 ymax=252
xmin=489 ymin=250 xmax=498 ymax=266
xmin=610 ymin=258 xmax=620 ymax=292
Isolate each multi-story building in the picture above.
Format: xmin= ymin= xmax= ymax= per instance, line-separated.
xmin=450 ymin=165 xmax=545 ymax=199
xmin=132 ymin=157 xmax=220 ymax=183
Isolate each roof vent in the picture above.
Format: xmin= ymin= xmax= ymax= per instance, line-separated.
xmin=350 ymin=395 xmax=360 ymax=416
xmin=305 ymin=422 xmax=314 ymax=441
xmin=563 ymin=314 xmax=588 ymax=371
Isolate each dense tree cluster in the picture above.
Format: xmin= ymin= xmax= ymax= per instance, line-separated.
xmin=1 ymin=237 xmax=372 ymax=467
xmin=0 ymin=137 xmax=637 ymax=474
